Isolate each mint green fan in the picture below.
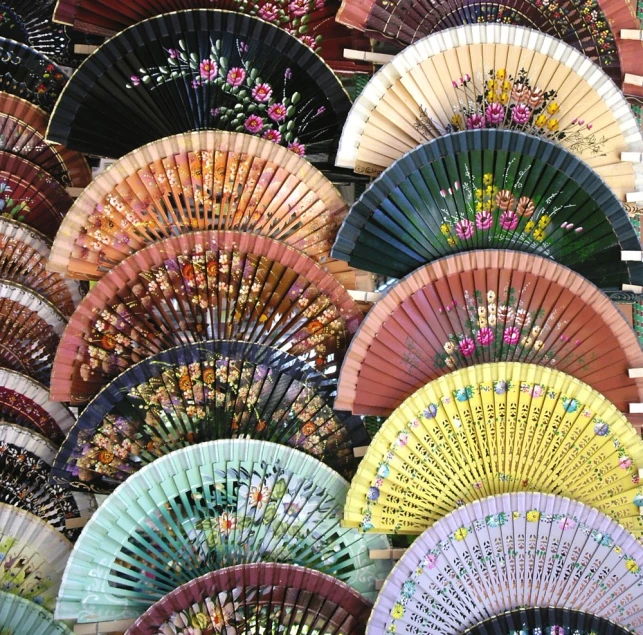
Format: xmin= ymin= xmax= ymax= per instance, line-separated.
xmin=55 ymin=439 xmax=391 ymax=623
xmin=0 ymin=592 xmax=71 ymax=634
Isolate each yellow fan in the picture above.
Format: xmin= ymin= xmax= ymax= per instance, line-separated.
xmin=344 ymin=362 xmax=643 ymax=536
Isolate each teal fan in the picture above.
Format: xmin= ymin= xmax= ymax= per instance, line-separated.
xmin=55 ymin=439 xmax=391 ymax=623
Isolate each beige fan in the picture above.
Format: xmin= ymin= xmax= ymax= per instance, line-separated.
xmin=336 ymin=24 xmax=643 ymax=204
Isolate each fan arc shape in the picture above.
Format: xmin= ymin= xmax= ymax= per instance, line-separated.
xmin=51 ymin=230 xmax=362 ymax=404
xmin=0 ymin=423 xmax=95 ymax=540
xmin=0 ymin=591 xmax=72 ymax=634
xmin=0 ymin=280 xmax=66 ymax=385
xmin=335 ymin=0 xmax=643 ymax=96
xmin=48 ymin=130 xmax=348 ymax=281
xmin=50 ymin=340 xmax=369 ymax=493
xmin=0 ymin=368 xmax=74 ymax=445
xmin=0 ymin=217 xmax=83 ymax=316
xmin=335 ymin=23 xmax=643 ymax=194
xmin=335 ymin=250 xmax=643 ymax=416
xmin=464 ymin=607 xmax=633 ymax=635
xmin=46 ymin=10 xmax=352 ymax=160
xmin=127 ymin=563 xmax=372 ymax=635
xmin=331 ymin=129 xmax=642 ymax=289
xmin=0 ymin=37 xmax=68 ymax=112
xmin=0 ymin=151 xmax=73 ymax=240
xmin=55 ymin=439 xmax=392 ymax=623
xmin=368 ymin=492 xmax=643 ymax=634
xmin=0 ymin=93 xmax=91 ymax=187
xmin=51 ymin=0 xmax=372 ymax=74
xmin=0 ymin=502 xmax=72 ymax=612
xmin=343 ymin=361 xmax=643 ymax=537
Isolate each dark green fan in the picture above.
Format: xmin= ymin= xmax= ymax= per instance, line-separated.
xmin=331 ymin=129 xmax=642 ymax=291
xmin=50 ymin=340 xmax=368 ymax=493
xmin=464 ymin=607 xmax=633 ymax=635
xmin=46 ymin=9 xmax=352 ymax=159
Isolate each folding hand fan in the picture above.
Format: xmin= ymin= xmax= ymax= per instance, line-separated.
xmin=48 ymin=129 xmax=348 ymax=280
xmin=368 ymin=492 xmax=643 ymax=634
xmin=0 ymin=281 xmax=66 ymax=385
xmin=0 ymin=503 xmax=72 ymax=611
xmin=0 ymin=93 xmax=91 ymax=188
xmin=55 ymin=439 xmax=391 ymax=623
xmin=0 ymin=1 xmax=103 ymax=68
xmin=0 ymin=368 xmax=74 ymax=445
xmin=343 ymin=361 xmax=643 ymax=536
xmin=332 ymin=130 xmax=642 ymax=288
xmin=127 ymin=563 xmax=372 ymax=635
xmin=52 ymin=0 xmax=371 ymax=74
xmin=335 ymin=250 xmax=643 ymax=416
xmin=50 ymin=230 xmax=363 ymax=404
xmin=0 ymin=217 xmax=82 ymax=316
xmin=0 ymin=37 xmax=68 ymax=112
xmin=46 ymin=10 xmax=352 ymax=159
xmin=335 ymin=24 xmax=643 ymax=187
xmin=0 ymin=423 xmax=95 ymax=540
xmin=50 ymin=340 xmax=368 ymax=493
xmin=335 ymin=0 xmax=643 ymax=94
xmin=0 ymin=152 xmax=73 ymax=239
xmin=0 ymin=591 xmax=72 ymax=634
xmin=464 ymin=607 xmax=633 ymax=635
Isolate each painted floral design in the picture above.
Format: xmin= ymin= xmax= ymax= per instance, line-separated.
xmin=67 ymin=348 xmax=354 ymax=490
xmin=385 ymin=506 xmax=642 ymax=633
xmin=0 ymin=181 xmax=30 ymax=223
xmin=111 ymin=458 xmax=387 ymax=603
xmin=357 ymin=376 xmax=641 ymax=534
xmin=414 ymin=68 xmax=606 ymax=155
xmin=127 ymin=37 xmax=327 ymax=156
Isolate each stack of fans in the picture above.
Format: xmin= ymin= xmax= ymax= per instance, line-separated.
xmin=0 ymin=1 xmax=642 ymax=634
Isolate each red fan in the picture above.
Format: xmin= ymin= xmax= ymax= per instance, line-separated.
xmin=335 ymin=0 xmax=643 ymax=95
xmin=51 ymin=230 xmax=363 ymax=403
xmin=127 ymin=564 xmax=372 ymax=635
xmin=0 ymin=280 xmax=66 ymax=385
xmin=0 ymin=93 xmax=91 ymax=188
xmin=52 ymin=0 xmax=372 ymax=74
xmin=0 ymin=368 xmax=74 ymax=445
xmin=0 ymin=217 xmax=83 ymax=316
xmin=337 ymin=250 xmax=643 ymax=416
xmin=0 ymin=152 xmax=73 ymax=239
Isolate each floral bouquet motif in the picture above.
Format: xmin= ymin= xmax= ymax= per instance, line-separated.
xmin=415 ymin=68 xmax=606 ymax=156
xmin=127 ymin=37 xmax=329 ymax=156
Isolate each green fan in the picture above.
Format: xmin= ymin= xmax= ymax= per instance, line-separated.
xmin=331 ymin=129 xmax=642 ymax=291
xmin=55 ymin=439 xmax=391 ymax=623
xmin=0 ymin=591 xmax=72 ymax=634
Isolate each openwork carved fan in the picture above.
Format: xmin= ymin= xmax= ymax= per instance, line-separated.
xmin=46 ymin=10 xmax=352 ymax=159
xmin=55 ymin=440 xmax=391 ymax=623
xmin=50 ymin=340 xmax=368 ymax=493
xmin=335 ymin=250 xmax=643 ymax=416
xmin=343 ymin=362 xmax=643 ymax=536
xmin=48 ymin=130 xmax=348 ymax=280
xmin=368 ymin=492 xmax=643 ymax=634
xmin=127 ymin=564 xmax=372 ymax=635
xmin=50 ymin=231 xmax=363 ymax=403
xmin=335 ymin=24 xmax=643 ymax=195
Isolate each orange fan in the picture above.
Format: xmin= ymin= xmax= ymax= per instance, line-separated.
xmin=48 ymin=130 xmax=348 ymax=280
xmin=51 ymin=230 xmax=363 ymax=403
xmin=0 ymin=94 xmax=91 ymax=188
xmin=336 ymin=250 xmax=643 ymax=415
